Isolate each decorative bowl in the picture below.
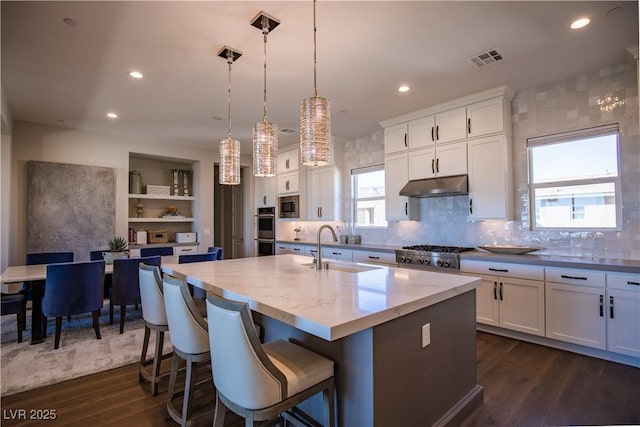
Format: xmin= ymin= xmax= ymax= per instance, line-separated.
xmin=477 ymin=245 xmax=542 ymax=255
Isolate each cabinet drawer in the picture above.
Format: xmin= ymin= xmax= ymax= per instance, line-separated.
xmin=275 ymin=243 xmax=290 ymax=254
xmin=460 ymin=260 xmax=544 ymax=281
xmin=322 ymin=248 xmax=353 ymax=262
xmin=545 ymin=267 xmax=605 ymax=288
xmin=607 ymin=272 xmax=640 ymax=291
xmin=352 ymin=250 xmax=396 ymax=266
xmin=174 ymin=245 xmax=198 ymax=255
xmin=290 ymin=245 xmax=308 ymax=255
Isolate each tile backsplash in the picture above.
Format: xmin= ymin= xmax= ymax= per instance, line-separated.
xmin=279 ymin=61 xmax=639 ymax=260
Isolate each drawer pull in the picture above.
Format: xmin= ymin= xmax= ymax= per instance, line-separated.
xmin=499 ymin=282 xmax=503 ymax=301
xmin=368 ymin=256 xmax=380 ymax=260
xmin=627 ymin=281 xmax=640 ymax=286
xmin=489 ymin=268 xmax=508 ymax=273
xmin=561 ymin=275 xmax=587 ymax=280
xmin=332 ymin=252 xmax=341 ymax=255
xmin=293 ymin=248 xmax=301 ymax=252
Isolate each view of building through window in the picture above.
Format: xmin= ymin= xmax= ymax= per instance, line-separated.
xmin=352 ymin=167 xmax=386 ymax=227
xmin=528 ymin=125 xmax=620 ymax=230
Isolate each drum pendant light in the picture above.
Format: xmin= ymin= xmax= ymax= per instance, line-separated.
xmin=251 ymin=12 xmax=280 ymax=177
xmin=300 ymin=0 xmax=331 ymax=166
xmin=217 ymin=46 xmax=242 ymax=185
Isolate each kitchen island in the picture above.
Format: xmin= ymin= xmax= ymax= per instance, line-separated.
xmin=162 ymin=254 xmax=482 ymax=426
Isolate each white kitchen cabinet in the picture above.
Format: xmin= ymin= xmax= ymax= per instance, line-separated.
xmin=434 ymin=107 xmax=467 ymax=144
xmin=407 ymin=116 xmax=435 ymax=150
xmin=277 ymin=148 xmax=299 ymax=173
xmin=290 ymin=244 xmax=307 ymax=256
xmin=467 ymin=134 xmax=513 ymax=220
xmin=277 ymin=172 xmax=299 ymax=195
xmin=275 ymin=243 xmax=290 ymax=254
xmin=255 ymin=176 xmax=276 ymax=208
xmin=384 ymin=123 xmax=408 ymax=154
xmin=545 ymin=267 xmax=607 ymax=349
xmin=384 ymin=152 xmax=419 ymax=221
xmin=408 ymin=141 xmax=467 ymax=180
xmin=352 ymin=249 xmax=396 ymax=266
xmin=461 ymin=260 xmax=545 ymax=336
xmin=321 ymin=247 xmax=353 ymax=262
xmin=307 ymin=166 xmax=341 ymax=221
xmin=606 ymin=272 xmax=640 ymax=357
xmin=466 ymin=97 xmax=510 ymax=138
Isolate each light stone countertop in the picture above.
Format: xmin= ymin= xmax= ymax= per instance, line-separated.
xmin=161 ymin=254 xmax=480 ymax=341
xmin=276 ymin=239 xmax=401 ymax=253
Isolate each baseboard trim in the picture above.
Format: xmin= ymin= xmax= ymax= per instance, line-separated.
xmin=433 ymin=384 xmax=484 ymax=427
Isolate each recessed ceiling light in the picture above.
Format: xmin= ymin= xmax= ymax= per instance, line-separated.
xmin=106 ymin=112 xmax=118 ymax=119
xmin=398 ymin=85 xmax=410 ymax=93
xmin=128 ymin=71 xmax=144 ymax=79
xmin=570 ymin=17 xmax=590 ymax=29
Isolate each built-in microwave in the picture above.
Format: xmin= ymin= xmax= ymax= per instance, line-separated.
xmin=279 ymin=195 xmax=299 ymax=219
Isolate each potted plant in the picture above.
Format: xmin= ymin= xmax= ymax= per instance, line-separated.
xmin=103 ymin=236 xmax=129 ymax=264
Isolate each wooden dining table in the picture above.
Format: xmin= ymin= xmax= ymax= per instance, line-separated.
xmin=0 ymin=256 xmax=178 ymax=344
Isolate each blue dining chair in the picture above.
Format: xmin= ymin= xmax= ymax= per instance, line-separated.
xmin=25 ymin=251 xmax=74 ymax=341
xmin=140 ymin=247 xmax=174 ymax=257
xmin=41 ymin=260 xmax=105 ymax=349
xmin=111 ymin=256 xmax=161 ymax=334
xmin=179 ymin=252 xmax=216 ymax=302
xmin=206 ymin=246 xmax=223 ymax=260
xmin=1 ymin=293 xmax=27 ymax=343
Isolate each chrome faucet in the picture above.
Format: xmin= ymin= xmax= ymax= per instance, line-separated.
xmin=316 ymin=224 xmax=338 ymax=270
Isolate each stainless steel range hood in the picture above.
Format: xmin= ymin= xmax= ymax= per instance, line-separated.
xmin=399 ymin=174 xmax=468 ymax=198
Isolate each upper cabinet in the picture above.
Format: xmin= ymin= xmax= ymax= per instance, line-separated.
xmin=381 ymin=85 xmax=515 ymax=221
xmin=307 ymin=166 xmax=342 ymax=221
xmin=385 ymin=152 xmax=419 ymax=221
xmin=255 ymin=176 xmax=276 ymax=208
xmin=277 ymin=148 xmax=299 ymax=173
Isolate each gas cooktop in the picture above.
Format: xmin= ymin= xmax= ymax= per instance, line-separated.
xmin=396 ymin=245 xmax=475 ymax=270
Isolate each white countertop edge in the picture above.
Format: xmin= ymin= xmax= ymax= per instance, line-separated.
xmin=172 ymin=266 xmax=481 ymax=341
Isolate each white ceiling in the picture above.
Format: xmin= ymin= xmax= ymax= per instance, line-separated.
xmin=1 ymin=1 xmax=638 ymax=153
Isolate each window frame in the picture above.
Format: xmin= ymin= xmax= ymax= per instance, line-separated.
xmin=351 ymin=165 xmax=387 ymax=229
xmin=527 ymin=124 xmax=622 ymax=232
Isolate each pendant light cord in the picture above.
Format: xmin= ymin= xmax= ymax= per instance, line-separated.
xmin=226 ymin=51 xmax=233 ymax=139
xmin=262 ymin=16 xmax=269 ymax=123
xmin=313 ymin=0 xmax=318 ymax=98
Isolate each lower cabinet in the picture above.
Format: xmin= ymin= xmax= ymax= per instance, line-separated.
xmin=275 ymin=243 xmax=290 ymax=254
xmin=174 ymin=245 xmax=198 ymax=255
xmin=605 ymin=272 xmax=640 ymax=357
xmin=321 ymin=248 xmax=353 ymax=262
xmin=472 ymin=274 xmax=545 ymax=336
xmin=352 ymin=250 xmax=396 ymax=266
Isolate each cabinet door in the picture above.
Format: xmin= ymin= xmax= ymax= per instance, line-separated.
xmin=545 ymin=282 xmax=606 ymax=349
xmin=385 ymin=153 xmax=418 ymax=220
xmin=352 ymin=250 xmax=396 ymax=266
xmin=472 ymin=275 xmax=500 ymax=326
xmin=408 ymin=147 xmax=436 ymax=180
xmin=290 ymin=244 xmax=306 ymax=256
xmin=606 ymin=288 xmax=640 ymax=357
xmin=307 ymin=168 xmax=321 ymax=221
xmin=384 ymin=123 xmax=408 ymax=154
xmin=277 ymin=172 xmax=299 ymax=195
xmin=275 ymin=243 xmax=290 ymax=254
xmin=408 ymin=116 xmax=435 ymax=150
xmin=434 ymin=141 xmax=467 ymax=177
xmin=499 ymin=277 xmax=545 ymax=336
xmin=318 ymin=167 xmax=339 ymax=220
xmin=467 ymin=97 xmax=506 ymax=138
xmin=467 ymin=135 xmax=513 ymax=220
xmin=435 ymin=107 xmax=467 ymax=144
xmin=277 ymin=149 xmax=299 ymax=173
xmin=255 ymin=176 xmax=276 ymax=208
xmin=321 ymin=247 xmax=353 ymax=262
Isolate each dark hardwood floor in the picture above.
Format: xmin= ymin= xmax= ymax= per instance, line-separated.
xmin=2 ymin=332 xmax=639 ymax=426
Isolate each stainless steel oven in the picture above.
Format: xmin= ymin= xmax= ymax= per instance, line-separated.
xmin=256 ymin=207 xmax=275 ymax=256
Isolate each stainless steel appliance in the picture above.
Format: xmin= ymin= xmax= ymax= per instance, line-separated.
xmin=395 ymin=245 xmax=475 ymax=271
xmin=279 ymin=195 xmax=299 ymax=219
xmin=256 ymin=207 xmax=275 ymax=256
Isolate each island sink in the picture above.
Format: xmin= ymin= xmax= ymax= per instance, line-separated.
xmin=300 ymin=261 xmax=381 ymax=273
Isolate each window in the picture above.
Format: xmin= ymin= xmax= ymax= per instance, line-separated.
xmin=528 ymin=124 xmax=621 ymax=230
xmin=351 ymin=166 xmax=386 ymax=227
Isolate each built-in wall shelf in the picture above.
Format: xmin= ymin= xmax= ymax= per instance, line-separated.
xmin=128 ymin=217 xmax=195 ymax=223
xmin=128 ymin=193 xmax=195 ymax=201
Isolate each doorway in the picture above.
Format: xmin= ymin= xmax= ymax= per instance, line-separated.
xmin=213 ymin=165 xmax=245 ymax=259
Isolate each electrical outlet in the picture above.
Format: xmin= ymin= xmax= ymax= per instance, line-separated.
xmin=422 ymin=323 xmax=431 ymax=348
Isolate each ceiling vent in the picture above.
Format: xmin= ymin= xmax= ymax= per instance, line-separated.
xmin=467 ymin=48 xmax=503 ymax=68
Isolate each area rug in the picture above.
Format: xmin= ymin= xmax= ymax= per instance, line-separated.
xmin=0 ymin=303 xmax=173 ymax=396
